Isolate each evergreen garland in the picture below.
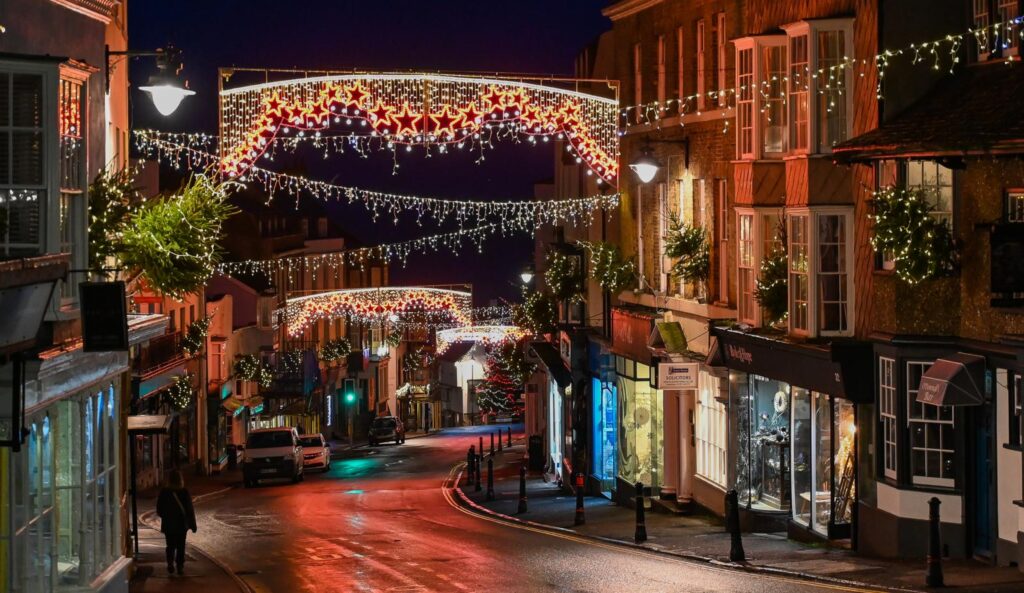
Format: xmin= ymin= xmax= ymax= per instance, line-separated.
xmin=664 ymin=214 xmax=710 ymax=282
xmin=512 ymin=290 xmax=558 ymax=336
xmin=281 ymin=350 xmax=303 ymax=374
xmin=88 ymin=167 xmax=142 ymax=271
xmin=233 ymin=354 xmax=272 ymax=388
xmin=870 ymin=186 xmax=958 ymax=285
xmin=543 ymin=250 xmax=585 ymax=302
xmin=167 ymin=373 xmax=194 ymax=411
xmin=181 ymin=315 xmax=211 ymax=357
xmin=476 ymin=340 xmax=534 ymax=416
xmin=579 ymin=240 xmax=637 ymax=293
xmin=120 ymin=174 xmax=238 ymax=299
xmin=319 ymin=338 xmax=352 ymax=363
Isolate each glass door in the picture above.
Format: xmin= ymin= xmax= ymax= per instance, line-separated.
xmin=592 ymin=379 xmax=618 ymax=495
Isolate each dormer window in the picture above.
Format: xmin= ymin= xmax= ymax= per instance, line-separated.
xmin=782 ymin=19 xmax=854 ymax=155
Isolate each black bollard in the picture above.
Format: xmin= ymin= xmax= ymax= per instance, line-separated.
xmin=574 ymin=473 xmax=586 ymax=525
xmin=926 ymin=497 xmax=944 ymax=587
xmin=479 ymin=436 xmax=483 ymax=460
xmin=486 ymin=458 xmax=495 ymax=501
xmin=507 ymin=426 xmax=512 ymax=447
xmin=474 ymin=455 xmax=482 ymax=492
xmin=517 ymin=464 xmax=528 ymax=513
xmin=634 ymin=481 xmax=647 ymax=543
xmin=498 ymin=431 xmax=503 ymax=452
xmin=490 ymin=432 xmax=495 ymax=456
xmin=725 ymin=489 xmax=746 ymax=562
xmin=466 ymin=446 xmax=476 ymax=482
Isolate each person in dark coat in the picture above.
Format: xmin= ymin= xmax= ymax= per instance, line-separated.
xmin=156 ymin=470 xmax=197 ymax=575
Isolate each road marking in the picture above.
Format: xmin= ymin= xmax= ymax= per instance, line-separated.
xmin=439 ymin=463 xmax=893 ymax=593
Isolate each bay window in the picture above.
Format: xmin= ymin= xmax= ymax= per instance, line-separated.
xmin=906 ymin=361 xmax=956 ymax=488
xmin=734 ymin=36 xmax=787 ymax=160
xmin=906 ymin=160 xmax=953 ymax=225
xmin=788 ymin=209 xmax=854 ymax=337
xmin=782 ymin=19 xmax=853 ymax=155
xmin=0 ymin=69 xmax=46 ymax=257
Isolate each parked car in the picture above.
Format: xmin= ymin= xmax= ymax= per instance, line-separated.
xmin=242 ymin=427 xmax=304 ymax=487
xmin=368 ymin=416 xmax=405 ymax=446
xmin=299 ymin=433 xmax=331 ymax=472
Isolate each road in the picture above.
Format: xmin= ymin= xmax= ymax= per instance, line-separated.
xmin=189 ymin=426 xmax=882 ymax=593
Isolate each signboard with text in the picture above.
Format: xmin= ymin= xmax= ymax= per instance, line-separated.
xmin=657 ymin=362 xmax=699 ymax=390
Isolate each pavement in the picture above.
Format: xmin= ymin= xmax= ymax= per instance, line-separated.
xmin=457 ymin=436 xmax=1024 ymax=593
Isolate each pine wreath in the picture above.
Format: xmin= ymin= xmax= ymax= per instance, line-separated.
xmin=870 ymin=186 xmax=957 ymax=285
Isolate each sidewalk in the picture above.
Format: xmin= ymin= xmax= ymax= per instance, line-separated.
xmin=131 ymin=468 xmax=246 ymax=593
xmin=458 ymin=443 xmax=1024 ymax=593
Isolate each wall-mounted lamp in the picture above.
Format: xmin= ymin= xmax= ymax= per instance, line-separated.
xmin=107 ymin=44 xmax=194 ymax=116
xmin=629 ymin=138 xmax=689 ymax=184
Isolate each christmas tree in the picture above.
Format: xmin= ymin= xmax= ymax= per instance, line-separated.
xmin=476 ymin=340 xmax=534 ymax=417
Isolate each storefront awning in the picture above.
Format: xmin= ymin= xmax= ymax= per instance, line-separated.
xmin=709 ymin=327 xmax=874 ymax=403
xmin=917 ymin=353 xmax=986 ymax=407
xmin=127 ymin=414 xmax=173 ymax=435
xmin=530 ymin=342 xmax=572 ymax=389
xmin=650 ymin=321 xmax=687 ymax=354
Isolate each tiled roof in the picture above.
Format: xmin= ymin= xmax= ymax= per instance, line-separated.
xmin=834 ymin=62 xmax=1024 ymax=161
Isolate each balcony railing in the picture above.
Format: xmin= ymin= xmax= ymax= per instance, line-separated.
xmin=133 ymin=331 xmax=188 ymax=378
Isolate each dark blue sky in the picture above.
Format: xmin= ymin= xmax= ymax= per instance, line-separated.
xmin=129 ymin=1 xmax=611 ymax=304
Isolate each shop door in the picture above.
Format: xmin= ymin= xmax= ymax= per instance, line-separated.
xmin=971 ymin=403 xmax=995 ymax=559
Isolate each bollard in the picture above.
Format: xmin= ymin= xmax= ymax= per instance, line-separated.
xmin=725 ymin=489 xmax=746 ymax=562
xmin=926 ymin=497 xmax=944 ymax=587
xmin=474 ymin=455 xmax=482 ymax=492
xmin=634 ymin=481 xmax=647 ymax=543
xmin=490 ymin=432 xmax=495 ymax=456
xmin=466 ymin=446 xmax=476 ymax=482
xmin=517 ymin=464 xmax=528 ymax=513
xmin=507 ymin=426 xmax=512 ymax=447
xmin=574 ymin=473 xmax=586 ymax=525
xmin=486 ymin=458 xmax=495 ymax=501
xmin=498 ymin=432 xmax=503 ymax=452
xmin=479 ymin=436 xmax=484 ymax=461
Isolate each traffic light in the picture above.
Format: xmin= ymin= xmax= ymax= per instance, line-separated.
xmin=343 ymin=379 xmax=357 ymax=405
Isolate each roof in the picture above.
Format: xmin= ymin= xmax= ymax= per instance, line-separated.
xmin=834 ymin=62 xmax=1024 ymax=161
xmin=438 ymin=341 xmax=475 ymax=362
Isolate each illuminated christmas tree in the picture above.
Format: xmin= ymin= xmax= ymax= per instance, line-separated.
xmin=476 ymin=340 xmax=533 ymax=417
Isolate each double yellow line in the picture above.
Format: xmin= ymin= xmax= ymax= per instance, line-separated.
xmin=440 ymin=462 xmax=898 ymax=593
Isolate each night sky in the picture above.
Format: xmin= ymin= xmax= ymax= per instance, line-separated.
xmin=128 ymin=1 xmax=611 ymax=305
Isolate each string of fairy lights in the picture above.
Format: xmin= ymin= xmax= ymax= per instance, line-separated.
xmin=618 ymin=15 xmax=1024 ymax=128
xmin=435 ymin=325 xmax=526 ymax=355
xmin=134 ymin=132 xmax=620 ymax=231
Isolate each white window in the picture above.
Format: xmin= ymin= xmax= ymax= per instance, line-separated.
xmin=906 ymin=361 xmax=956 ymax=488
xmin=716 ymin=179 xmax=729 ymax=303
xmin=657 ymin=35 xmax=667 ymax=107
xmin=695 ymin=372 xmax=728 ymax=488
xmin=788 ymin=214 xmax=810 ymax=333
xmin=738 ymin=213 xmax=756 ymax=323
xmin=696 ymin=19 xmax=706 ymax=111
xmin=816 ymin=214 xmax=849 ymax=333
xmin=676 ymin=26 xmax=686 ymax=103
xmin=762 ymin=44 xmax=787 ymax=155
xmin=736 ymin=47 xmax=754 ymax=158
xmin=816 ymin=29 xmax=848 ymax=151
xmin=0 ymin=69 xmax=47 ymax=257
xmin=789 ymin=34 xmax=810 ymax=152
xmin=782 ymin=20 xmax=853 ymax=154
xmin=879 ymin=356 xmax=898 ymax=480
xmin=715 ymin=12 xmax=728 ymax=107
xmin=633 ymin=42 xmax=643 ymax=122
xmin=734 ymin=36 xmax=787 ymax=159
xmin=975 ymin=0 xmax=991 ymax=59
xmin=906 ymin=160 xmax=953 ymax=225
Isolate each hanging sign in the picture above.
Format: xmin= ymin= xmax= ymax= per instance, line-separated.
xmin=657 ymin=362 xmax=699 ymax=390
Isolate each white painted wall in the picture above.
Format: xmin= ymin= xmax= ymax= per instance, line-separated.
xmin=877 ymin=482 xmax=962 ymax=524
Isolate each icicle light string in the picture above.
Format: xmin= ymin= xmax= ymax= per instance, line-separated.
xmin=620 ymin=16 xmax=1024 ymax=127
xmin=134 ymin=133 xmax=620 ymax=231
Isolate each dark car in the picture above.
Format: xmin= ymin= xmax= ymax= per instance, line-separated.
xmin=368 ymin=416 xmax=405 ymax=446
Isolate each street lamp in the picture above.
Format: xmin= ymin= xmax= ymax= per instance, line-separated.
xmin=107 ymin=44 xmax=194 ymax=116
xmin=629 ymin=144 xmax=661 ymax=184
xmin=520 ymin=264 xmax=535 ymax=285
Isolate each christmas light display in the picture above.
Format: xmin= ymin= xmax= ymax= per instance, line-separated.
xmin=181 ymin=315 xmax=211 ymax=356
xmin=167 ymin=373 xmax=194 ymax=411
xmin=869 ymin=186 xmax=958 ymax=285
xmin=319 ymin=338 xmax=352 ymax=363
xmin=579 ymin=240 xmax=637 ymax=294
xmin=664 ymin=215 xmax=710 ymax=283
xmin=281 ymin=287 xmax=473 ymax=337
xmin=620 ymin=16 xmax=1024 ymax=127
xmin=234 ymin=354 xmax=273 ymax=388
xmin=218 ymin=73 xmax=620 ymax=185
xmin=435 ymin=325 xmax=527 ymax=356
xmin=134 ymin=132 xmax=620 ymax=231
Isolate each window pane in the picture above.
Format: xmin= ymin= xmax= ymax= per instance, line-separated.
xmin=0 ymin=72 xmax=8 ymax=127
xmin=762 ymin=45 xmax=787 ymax=154
xmin=12 ymin=130 xmax=43 ymax=185
xmin=12 ymin=73 xmax=43 ymax=128
xmin=0 ymin=130 xmax=8 ymax=183
xmin=816 ymin=30 xmax=847 ymax=151
xmin=1 ymin=189 xmax=42 ymax=251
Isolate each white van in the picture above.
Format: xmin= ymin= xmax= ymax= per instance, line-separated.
xmin=242 ymin=427 xmax=304 ymax=487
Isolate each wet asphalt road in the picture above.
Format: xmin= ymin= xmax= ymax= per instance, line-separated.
xmin=190 ymin=426 xmax=880 ymax=593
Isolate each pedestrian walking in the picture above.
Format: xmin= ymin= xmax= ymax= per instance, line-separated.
xmin=156 ymin=470 xmax=197 ymax=575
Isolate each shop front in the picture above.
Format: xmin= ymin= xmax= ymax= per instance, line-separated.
xmin=711 ymin=327 xmax=871 ymax=540
xmin=531 ymin=342 xmax=572 ymax=482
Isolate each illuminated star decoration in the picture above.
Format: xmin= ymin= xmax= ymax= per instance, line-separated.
xmin=218 ymin=73 xmax=620 ymax=186
xmin=281 ymin=287 xmax=473 ymax=337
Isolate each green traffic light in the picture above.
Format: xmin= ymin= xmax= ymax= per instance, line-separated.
xmin=345 ymin=392 xmax=356 ymax=404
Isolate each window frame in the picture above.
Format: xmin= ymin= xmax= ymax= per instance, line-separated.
xmin=695 ymin=372 xmax=728 ymax=488
xmin=787 ymin=207 xmax=855 ymax=337
xmin=715 ymin=12 xmax=728 ymax=108
xmin=737 ymin=211 xmax=756 ymax=324
xmin=657 ymin=34 xmax=667 ymax=107
xmin=676 ymin=26 xmax=686 ymax=104
xmin=905 ymin=360 xmax=957 ymax=489
xmin=696 ymin=19 xmax=706 ymax=111
xmin=879 ymin=356 xmax=898 ymax=480
xmin=733 ymin=35 xmax=787 ymax=160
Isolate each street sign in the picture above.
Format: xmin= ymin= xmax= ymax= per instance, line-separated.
xmin=657 ymin=362 xmax=699 ymax=390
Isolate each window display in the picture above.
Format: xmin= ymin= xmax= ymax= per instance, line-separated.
xmin=617 ymin=361 xmax=663 ymax=488
xmin=790 ymin=390 xmax=856 ymax=536
xmin=592 ymin=379 xmax=618 ymax=494
xmin=735 ymin=373 xmax=791 ymax=511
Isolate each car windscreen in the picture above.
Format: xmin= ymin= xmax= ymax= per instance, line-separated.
xmin=372 ymin=418 xmax=396 ymax=429
xmin=247 ymin=431 xmax=293 ymax=449
xmin=299 ymin=436 xmax=322 ymax=447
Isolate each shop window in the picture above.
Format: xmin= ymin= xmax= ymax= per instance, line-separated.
xmin=879 ymin=357 xmax=898 ymax=480
xmin=735 ymin=374 xmax=791 ymax=511
xmin=592 ymin=378 xmax=618 ymax=493
xmin=788 ymin=215 xmax=809 ymax=333
xmin=789 ymin=34 xmax=810 ymax=152
xmin=791 ymin=390 xmax=856 ymax=536
xmin=737 ymin=213 xmax=756 ymax=324
xmin=906 ymin=361 xmax=956 ymax=488
xmin=617 ymin=364 xmax=663 ymax=488
xmin=695 ymin=373 xmax=728 ymax=488
xmin=906 ymin=160 xmax=953 ymax=226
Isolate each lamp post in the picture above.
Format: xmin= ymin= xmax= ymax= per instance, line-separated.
xmin=106 ymin=44 xmax=195 ymax=116
xmin=519 ymin=264 xmax=535 ymax=286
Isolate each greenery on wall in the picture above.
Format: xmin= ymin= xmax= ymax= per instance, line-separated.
xmin=513 ymin=290 xmax=558 ymax=336
xmin=181 ymin=315 xmax=211 ymax=357
xmin=543 ymin=250 xmax=585 ymax=302
xmin=754 ymin=221 xmax=788 ymax=325
xmin=870 ymin=186 xmax=958 ymax=285
xmin=319 ymin=338 xmax=352 ymax=364
xmin=167 ymin=373 xmax=194 ymax=411
xmin=119 ymin=174 xmax=237 ymax=299
xmin=663 ymin=214 xmax=710 ymax=283
xmin=579 ymin=240 xmax=637 ymax=294
xmin=233 ymin=354 xmax=273 ymax=388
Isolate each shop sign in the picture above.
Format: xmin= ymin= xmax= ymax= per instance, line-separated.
xmin=657 ymin=362 xmax=699 ymax=390
xmin=611 ymin=309 xmax=654 ymax=363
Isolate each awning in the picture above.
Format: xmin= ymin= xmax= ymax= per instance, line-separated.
xmin=530 ymin=342 xmax=572 ymax=389
xmin=650 ymin=321 xmax=687 ymax=354
xmin=127 ymin=414 xmax=173 ymax=435
xmin=917 ymin=353 xmax=986 ymax=407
